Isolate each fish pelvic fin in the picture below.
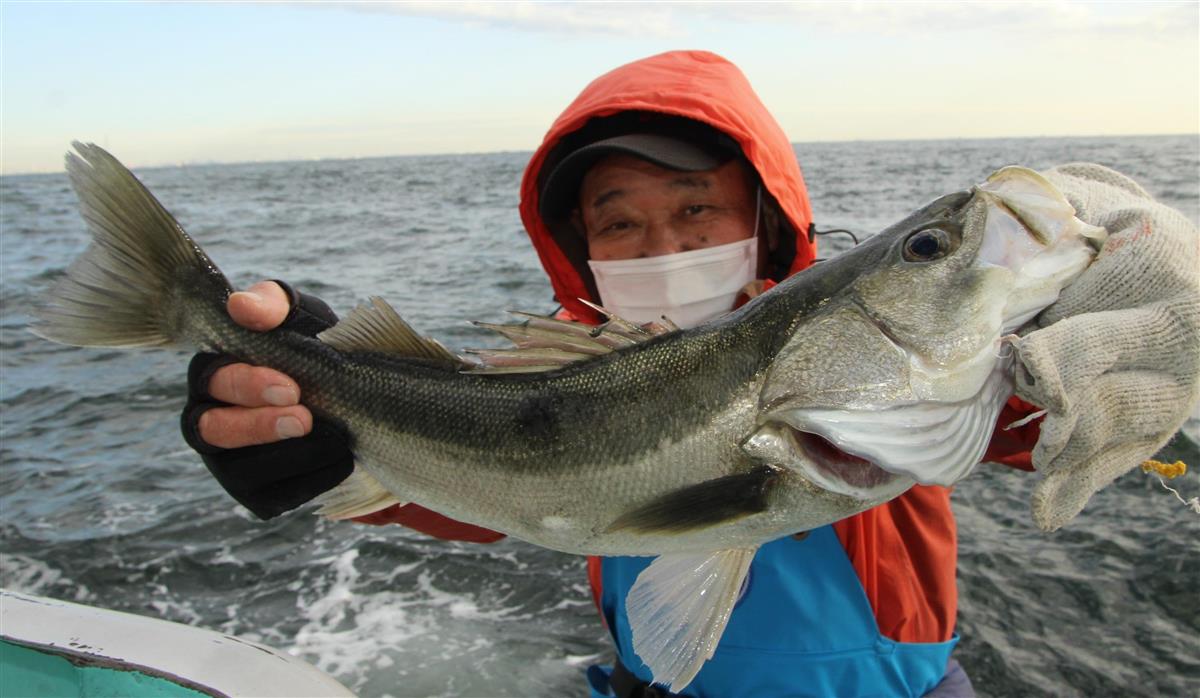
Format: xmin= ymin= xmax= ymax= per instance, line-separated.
xmin=318 ymin=297 xmax=464 ymax=367
xmin=605 ymin=466 xmax=779 ymax=534
xmin=627 ymin=547 xmax=757 ymax=692
xmin=31 ymin=142 xmax=233 ymax=348
xmin=313 ymin=465 xmax=405 ymax=520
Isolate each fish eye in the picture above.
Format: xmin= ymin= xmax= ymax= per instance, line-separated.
xmin=902 ymin=227 xmax=954 ymax=262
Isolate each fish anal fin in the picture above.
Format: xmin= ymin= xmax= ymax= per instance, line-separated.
xmin=627 ymin=547 xmax=757 ymax=692
xmin=318 ymin=297 xmax=463 ymax=366
xmin=606 ymin=467 xmax=778 ymax=534
xmin=313 ymin=466 xmax=405 ymax=520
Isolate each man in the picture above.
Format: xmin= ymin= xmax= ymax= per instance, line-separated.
xmin=181 ymin=51 xmax=1199 ymax=696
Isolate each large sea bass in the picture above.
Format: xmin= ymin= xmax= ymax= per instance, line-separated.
xmin=34 ymin=143 xmax=1105 ymax=690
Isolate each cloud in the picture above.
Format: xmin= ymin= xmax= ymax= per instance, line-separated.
xmin=693 ymin=1 xmax=1197 ymax=40
xmin=286 ymin=1 xmax=682 ymax=38
xmin=285 ymin=1 xmax=1198 ymax=40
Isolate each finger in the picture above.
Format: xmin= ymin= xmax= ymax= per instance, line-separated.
xmin=207 ymin=362 xmax=301 ymax=407
xmin=227 ymin=281 xmax=291 ymax=331
xmin=197 ymin=405 xmax=313 ymax=449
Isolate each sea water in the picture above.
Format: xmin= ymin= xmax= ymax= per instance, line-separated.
xmin=2 ymin=135 xmax=1197 ymax=696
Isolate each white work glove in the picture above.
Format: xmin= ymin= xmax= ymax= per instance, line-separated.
xmin=1013 ymin=163 xmax=1200 ymax=531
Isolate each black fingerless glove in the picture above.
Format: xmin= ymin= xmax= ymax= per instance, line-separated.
xmin=180 ymin=281 xmax=354 ymax=520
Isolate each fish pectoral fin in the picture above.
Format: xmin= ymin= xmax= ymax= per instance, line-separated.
xmin=604 ymin=467 xmax=779 ymax=534
xmin=313 ymin=466 xmax=405 ymax=520
xmin=318 ymin=297 xmax=464 ymax=367
xmin=627 ymin=547 xmax=757 ymax=692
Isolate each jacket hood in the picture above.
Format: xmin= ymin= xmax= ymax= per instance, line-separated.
xmin=518 ymin=50 xmax=816 ymax=323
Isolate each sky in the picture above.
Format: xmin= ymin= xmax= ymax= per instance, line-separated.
xmin=1 ymin=1 xmax=1197 ymax=174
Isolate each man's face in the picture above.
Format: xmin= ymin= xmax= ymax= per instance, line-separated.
xmin=576 ymin=155 xmax=759 ymax=261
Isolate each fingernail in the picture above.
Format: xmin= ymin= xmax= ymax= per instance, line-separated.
xmin=276 ymin=416 xmax=305 ymax=439
xmin=262 ymin=384 xmax=299 ymax=406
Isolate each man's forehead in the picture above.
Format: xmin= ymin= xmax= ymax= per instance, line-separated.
xmin=581 ymin=157 xmax=720 ymax=208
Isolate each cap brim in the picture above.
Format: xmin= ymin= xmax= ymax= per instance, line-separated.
xmin=539 ymin=133 xmax=730 ymax=221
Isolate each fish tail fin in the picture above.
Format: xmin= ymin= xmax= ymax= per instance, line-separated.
xmin=31 ymin=142 xmax=233 ymax=348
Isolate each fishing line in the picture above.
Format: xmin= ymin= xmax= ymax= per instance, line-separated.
xmin=1004 ymin=408 xmax=1047 ymax=431
xmin=995 ymin=333 xmax=1021 ymax=361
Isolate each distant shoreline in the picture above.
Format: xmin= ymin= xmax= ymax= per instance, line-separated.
xmin=2 ymin=133 xmax=1197 ymax=178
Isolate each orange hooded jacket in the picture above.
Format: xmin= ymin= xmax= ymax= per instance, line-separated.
xmin=356 ymin=50 xmax=1039 ymax=645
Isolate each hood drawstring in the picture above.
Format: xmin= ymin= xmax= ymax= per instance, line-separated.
xmin=807 ymin=223 xmax=862 ymax=263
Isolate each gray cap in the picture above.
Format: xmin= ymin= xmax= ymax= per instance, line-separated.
xmin=538 ymin=132 xmax=739 ymax=221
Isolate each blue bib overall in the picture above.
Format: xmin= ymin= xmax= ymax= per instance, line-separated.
xmin=586 ymin=526 xmax=957 ymax=698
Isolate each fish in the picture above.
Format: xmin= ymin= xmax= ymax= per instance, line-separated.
xmin=32 ymin=143 xmax=1106 ymax=690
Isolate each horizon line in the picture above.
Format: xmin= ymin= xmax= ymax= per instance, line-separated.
xmin=3 ymin=131 xmax=1197 ymax=177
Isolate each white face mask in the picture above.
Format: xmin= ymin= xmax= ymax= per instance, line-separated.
xmin=588 ymin=236 xmax=759 ymax=329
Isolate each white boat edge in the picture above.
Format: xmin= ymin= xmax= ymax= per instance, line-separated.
xmin=1 ymin=589 xmax=356 ymax=697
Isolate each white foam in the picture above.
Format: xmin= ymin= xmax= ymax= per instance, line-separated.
xmin=289 ymin=550 xmax=449 ymax=685
xmin=564 ymin=652 xmax=605 ymax=667
xmin=283 ymin=544 xmax=584 ymax=694
xmin=0 ymin=553 xmax=92 ymax=602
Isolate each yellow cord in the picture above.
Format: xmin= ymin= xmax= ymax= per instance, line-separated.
xmin=1142 ymin=459 xmax=1200 ymax=515
xmin=1141 ymin=459 xmax=1187 ymax=479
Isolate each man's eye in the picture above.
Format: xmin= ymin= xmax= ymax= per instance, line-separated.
xmin=601 ymin=221 xmax=631 ymax=233
xmin=683 ymin=205 xmax=710 ymax=216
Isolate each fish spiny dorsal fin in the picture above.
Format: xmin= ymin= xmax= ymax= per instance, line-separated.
xmin=462 ymin=303 xmax=678 ymax=375
xmin=318 ymin=296 xmax=463 ymax=366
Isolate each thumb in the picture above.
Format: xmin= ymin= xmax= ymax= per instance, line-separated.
xmin=228 ymin=281 xmax=291 ymax=332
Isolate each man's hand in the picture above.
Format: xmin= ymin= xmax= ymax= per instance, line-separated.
xmin=196 ymin=281 xmax=312 ymax=448
xmin=181 ymin=280 xmax=353 ymax=520
xmin=1014 ymin=164 xmax=1200 ymax=531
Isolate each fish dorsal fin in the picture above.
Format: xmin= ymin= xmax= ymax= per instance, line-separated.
xmin=313 ymin=465 xmax=405 ymax=520
xmin=463 ymin=302 xmax=677 ymax=375
xmin=626 ymin=547 xmax=757 ymax=692
xmin=318 ymin=297 xmax=462 ymax=366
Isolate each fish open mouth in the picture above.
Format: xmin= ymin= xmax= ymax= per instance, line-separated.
xmin=773 ymin=426 xmax=914 ymax=501
xmin=795 ymin=431 xmax=901 ymax=492
xmin=743 ymin=421 xmax=914 ymax=501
